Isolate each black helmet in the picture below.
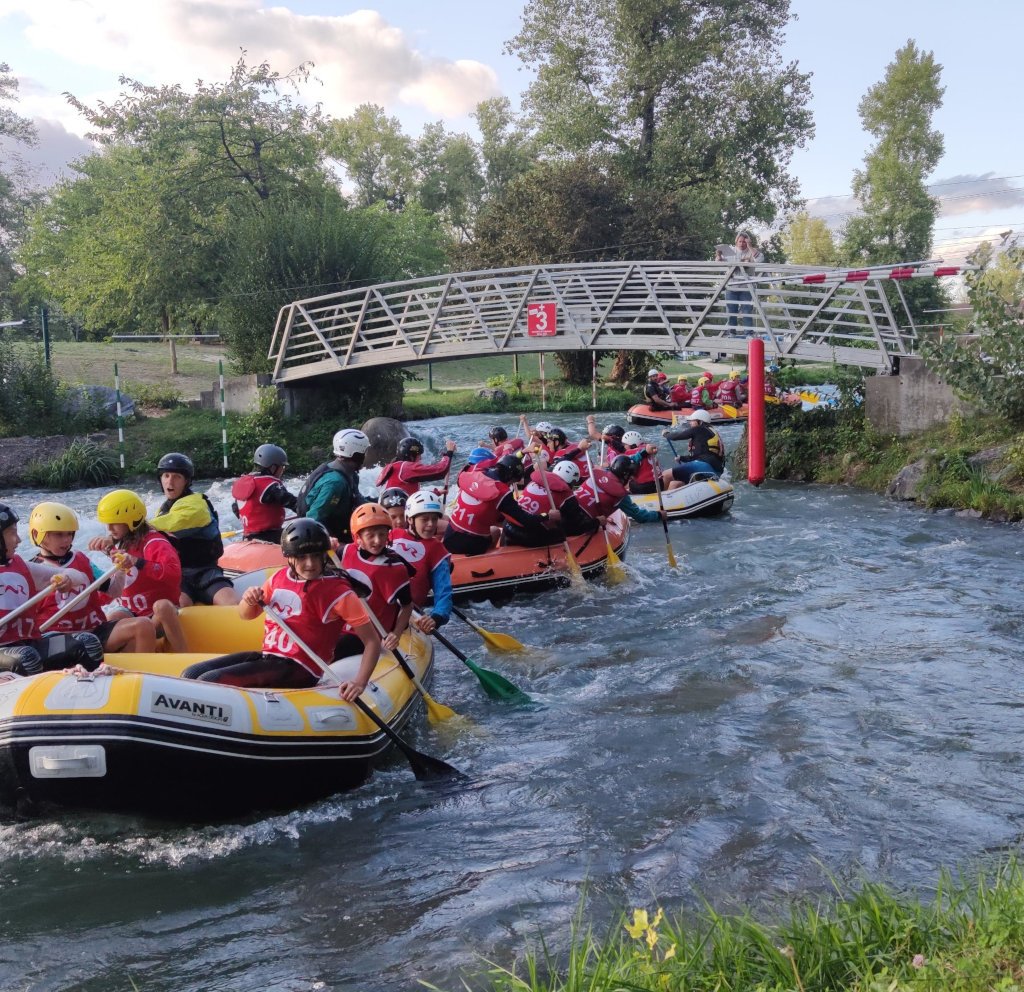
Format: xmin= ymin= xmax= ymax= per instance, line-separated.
xmin=281 ymin=518 xmax=331 ymax=557
xmin=547 ymin=427 xmax=567 ymax=448
xmin=396 ymin=437 xmax=424 ymax=461
xmin=602 ymin=424 xmax=625 ymax=440
xmin=494 ymin=454 xmax=525 ymax=484
xmin=253 ymin=444 xmax=288 ymax=470
xmin=488 ymin=426 xmax=508 ymax=444
xmin=157 ymin=452 xmax=194 ymax=481
xmin=379 ymin=487 xmax=409 ymax=509
xmin=609 ymin=455 xmax=635 ymax=482
xmin=0 ymin=503 xmax=17 ymax=565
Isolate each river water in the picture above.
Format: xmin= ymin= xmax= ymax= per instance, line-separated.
xmin=2 ymin=412 xmax=1023 ymax=991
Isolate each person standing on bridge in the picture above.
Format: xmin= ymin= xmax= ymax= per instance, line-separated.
xmin=716 ymin=231 xmax=763 ymax=334
xmin=295 ymin=429 xmax=369 ymax=544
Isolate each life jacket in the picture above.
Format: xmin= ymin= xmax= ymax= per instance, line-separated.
xmin=376 ymin=455 xmax=452 ymax=495
xmin=296 ymin=461 xmax=363 ymax=541
xmin=690 ymin=385 xmax=712 ymax=409
xmin=623 ymin=445 xmax=654 ymax=485
xmin=669 ymin=383 xmax=689 ymax=404
xmin=716 ymin=379 xmax=740 ymax=406
xmin=110 ymin=531 xmax=181 ymax=618
xmin=32 ymin=550 xmax=107 ymax=633
xmin=338 ymin=543 xmax=413 ymax=634
xmin=552 ymin=445 xmax=589 ymax=474
xmin=0 ymin=556 xmax=36 ymax=645
xmin=447 ymin=472 xmax=513 ymax=538
xmin=493 ymin=439 xmax=525 ymax=458
xmin=517 ymin=471 xmax=571 ymax=516
xmin=390 ymin=528 xmax=451 ymax=609
xmin=262 ymin=568 xmax=363 ymax=676
xmin=576 ymin=469 xmax=627 ymax=519
xmin=231 ymin=474 xmax=287 ymax=537
xmin=764 ymin=378 xmax=778 ymax=397
xmin=154 ymin=491 xmax=224 ymax=568
xmin=687 ymin=426 xmax=726 ymax=471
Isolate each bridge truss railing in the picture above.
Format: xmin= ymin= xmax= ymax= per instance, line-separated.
xmin=269 ymin=260 xmax=958 ymax=383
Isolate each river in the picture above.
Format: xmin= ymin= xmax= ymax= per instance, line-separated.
xmin=1 ymin=412 xmax=1022 ymax=991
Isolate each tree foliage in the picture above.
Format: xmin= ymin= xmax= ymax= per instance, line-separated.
xmin=329 ymin=103 xmax=414 ymax=209
xmin=782 ymin=211 xmax=837 ymax=265
xmin=0 ymin=62 xmax=38 ymax=296
xmin=921 ymin=246 xmax=1024 ymax=422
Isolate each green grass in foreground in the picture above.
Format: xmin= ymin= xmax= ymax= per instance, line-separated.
xmin=431 ymin=858 xmax=1024 ymax=992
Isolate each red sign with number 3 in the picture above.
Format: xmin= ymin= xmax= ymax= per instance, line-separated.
xmin=527 ymin=302 xmax=557 ymax=336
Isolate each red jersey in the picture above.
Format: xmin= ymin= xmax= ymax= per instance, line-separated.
xmin=448 ymin=473 xmax=513 ymax=538
xmin=33 ymin=550 xmax=107 ymax=633
xmin=669 ymin=383 xmax=689 ymax=404
xmin=110 ymin=531 xmax=181 ymax=618
xmin=517 ymin=470 xmax=571 ymax=515
xmin=232 ymin=474 xmax=287 ymax=536
xmin=375 ymin=454 xmax=452 ymax=496
xmin=0 ymin=556 xmax=37 ymax=645
xmin=390 ymin=528 xmax=451 ymax=608
xmin=716 ymin=379 xmax=739 ymax=406
xmin=623 ymin=445 xmax=655 ymax=485
xmin=262 ymin=567 xmax=368 ymax=676
xmin=339 ymin=542 xmax=412 ymax=634
xmin=493 ymin=439 xmax=525 ymax=458
xmin=576 ymin=469 xmax=627 ymax=519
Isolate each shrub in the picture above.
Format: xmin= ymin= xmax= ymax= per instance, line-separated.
xmin=27 ymin=439 xmax=122 ymax=489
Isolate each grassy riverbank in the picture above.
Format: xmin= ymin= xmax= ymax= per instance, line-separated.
xmin=438 ymin=857 xmax=1024 ymax=992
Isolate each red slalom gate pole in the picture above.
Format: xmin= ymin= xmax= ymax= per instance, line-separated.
xmin=747 ymin=339 xmax=765 ymax=486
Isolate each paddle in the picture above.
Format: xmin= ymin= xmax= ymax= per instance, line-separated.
xmin=415 ymin=611 xmax=529 ymax=702
xmin=263 ymin=604 xmax=463 ymax=782
xmin=652 ymin=455 xmax=679 ymax=569
xmin=583 ymin=452 xmax=627 ymax=584
xmin=535 ymin=454 xmax=584 ymax=583
xmin=38 ymin=564 xmax=120 ymax=633
xmin=450 ymin=606 xmax=525 ymax=653
xmin=0 ymin=576 xmax=63 ymax=633
xmin=720 ymin=404 xmax=739 ymax=418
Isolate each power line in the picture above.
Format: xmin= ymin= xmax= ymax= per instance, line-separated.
xmin=804 ymin=172 xmax=1024 ymax=203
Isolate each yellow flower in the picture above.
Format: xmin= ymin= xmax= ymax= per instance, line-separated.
xmin=625 ymin=909 xmax=649 ymax=939
xmin=646 ymin=927 xmax=659 ymax=950
xmin=663 ymin=944 xmax=677 ymax=961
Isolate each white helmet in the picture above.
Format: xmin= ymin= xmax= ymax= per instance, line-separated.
xmin=688 ymin=410 xmax=712 ymax=424
xmin=333 ymin=428 xmax=370 ymax=458
xmin=534 ymin=421 xmax=554 ymax=435
xmin=647 ymin=368 xmax=661 ymax=378
xmin=551 ymin=460 xmax=580 ymax=487
xmin=622 ymin=430 xmax=644 ymax=447
xmin=406 ymin=490 xmax=444 ymax=518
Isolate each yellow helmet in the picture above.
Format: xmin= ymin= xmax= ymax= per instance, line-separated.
xmin=729 ymin=370 xmax=741 ymax=380
xmin=29 ymin=502 xmax=79 ymax=546
xmin=97 ymin=489 xmax=147 ymax=530
xmin=698 ymin=374 xmax=712 ymax=385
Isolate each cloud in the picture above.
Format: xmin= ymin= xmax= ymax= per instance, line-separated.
xmin=4 ymin=0 xmax=501 ymax=123
xmin=0 ymin=117 xmax=95 ymax=189
xmin=930 ymin=173 xmax=1024 ymax=218
xmin=934 ymin=225 xmax=1017 ymax=266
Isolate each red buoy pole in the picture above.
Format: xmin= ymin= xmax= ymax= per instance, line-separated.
xmin=747 ymin=339 xmax=765 ymax=486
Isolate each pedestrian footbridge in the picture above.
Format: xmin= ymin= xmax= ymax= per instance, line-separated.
xmin=268 ymin=260 xmax=959 ymax=384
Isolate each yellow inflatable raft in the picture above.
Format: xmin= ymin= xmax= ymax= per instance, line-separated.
xmin=0 ymin=607 xmax=438 ymax=818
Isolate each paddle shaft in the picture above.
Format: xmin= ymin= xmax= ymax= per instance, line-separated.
xmin=38 ymin=564 xmax=120 ymax=633
xmin=0 ymin=579 xmax=61 ymax=633
xmin=584 ymin=451 xmax=625 ymax=570
xmin=652 ymin=455 xmax=678 ymax=568
xmin=535 ymin=455 xmax=581 ymax=574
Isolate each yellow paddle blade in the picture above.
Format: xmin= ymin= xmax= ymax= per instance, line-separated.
xmin=480 ymin=629 xmax=525 ymax=652
xmin=424 ymin=692 xmax=457 ymax=724
xmin=765 ymin=395 xmax=781 ymax=405
xmin=721 ymin=404 xmax=738 ymax=418
xmin=604 ymin=536 xmax=627 ymax=584
xmin=667 ymin=544 xmax=678 ymax=569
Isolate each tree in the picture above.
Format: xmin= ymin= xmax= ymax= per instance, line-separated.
xmin=414 ymin=122 xmax=484 ymax=240
xmin=472 ymin=97 xmax=538 ymax=200
xmin=842 ymin=41 xmax=945 ymax=317
xmin=329 ymin=104 xmax=415 ymax=209
xmin=0 ymin=62 xmax=38 ymax=296
xmin=781 ymin=211 xmax=837 ymax=266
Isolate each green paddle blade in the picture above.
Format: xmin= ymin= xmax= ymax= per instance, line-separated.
xmin=463 ymin=655 xmax=531 ymax=703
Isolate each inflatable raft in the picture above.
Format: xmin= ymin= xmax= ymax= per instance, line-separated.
xmin=0 ymin=606 xmax=436 ymax=818
xmin=626 ymin=403 xmax=749 ymax=427
xmin=223 ymin=511 xmax=631 ymax=601
xmin=630 ymin=477 xmax=734 ymax=519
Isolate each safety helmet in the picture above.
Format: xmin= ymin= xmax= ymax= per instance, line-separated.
xmin=157 ymin=452 xmax=194 ymax=481
xmin=647 ymin=368 xmax=660 ymax=378
xmin=487 ymin=426 xmax=508 ymax=444
xmin=546 ymin=427 xmax=567 ymax=448
xmin=97 ymin=490 xmax=147 ymax=530
xmin=602 ymin=424 xmax=625 ymax=440
xmin=698 ymin=374 xmax=712 ymax=385
xmin=551 ymin=460 xmax=580 ymax=487
xmin=281 ymin=517 xmax=331 ymax=557
xmin=729 ymin=371 xmax=741 ymax=380
xmin=622 ymin=430 xmax=644 ymax=448
xmin=29 ymin=502 xmax=79 ymax=546
xmin=768 ymin=364 xmax=780 ymax=374
xmin=350 ymin=502 xmax=392 ymax=537
xmin=534 ymin=421 xmax=554 ymax=436
xmin=688 ymin=409 xmax=712 ymax=424
xmin=494 ymin=454 xmax=525 ymax=484
xmin=379 ymin=487 xmax=409 ymax=509
xmin=253 ymin=444 xmax=288 ymax=470
xmin=0 ymin=502 xmax=18 ymax=531
xmin=656 ymin=373 xmax=668 ymax=382
xmin=406 ymin=490 xmax=444 ymax=518
xmin=333 ymin=428 xmax=370 ymax=459
xmin=395 ymin=437 xmax=424 ymax=461
xmin=468 ymin=446 xmax=494 ymax=465
xmin=609 ymin=455 xmax=635 ymax=481
xmin=677 ymin=375 xmax=688 ymax=383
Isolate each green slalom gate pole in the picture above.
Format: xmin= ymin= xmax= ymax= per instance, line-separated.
xmin=219 ymin=359 xmax=228 ymax=471
xmin=113 ymin=362 xmax=125 ymax=470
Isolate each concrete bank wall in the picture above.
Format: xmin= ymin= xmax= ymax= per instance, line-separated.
xmin=865 ymin=357 xmax=970 ymax=436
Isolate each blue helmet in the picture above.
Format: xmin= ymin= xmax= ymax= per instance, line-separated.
xmin=468 ymin=447 xmax=493 ymax=465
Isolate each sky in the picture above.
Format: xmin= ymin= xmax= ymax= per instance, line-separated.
xmin=2 ymin=0 xmax=1022 ymax=265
